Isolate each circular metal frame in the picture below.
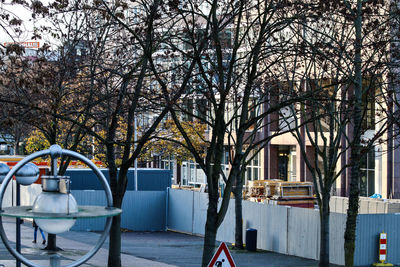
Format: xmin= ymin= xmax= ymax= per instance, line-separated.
xmin=0 ymin=146 xmax=118 ymax=267
xmin=1 ymin=205 xmax=121 ymax=219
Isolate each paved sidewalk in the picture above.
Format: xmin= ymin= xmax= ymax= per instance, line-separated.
xmin=0 ymin=218 xmax=333 ymax=267
xmin=0 ymin=218 xmax=175 ymax=267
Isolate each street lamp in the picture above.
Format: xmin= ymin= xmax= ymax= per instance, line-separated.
xmin=32 ymin=176 xmax=79 ymax=234
xmin=15 ymin=162 xmax=39 ymax=185
xmin=0 ymin=145 xmax=122 ymax=267
xmin=0 ymin=163 xmax=10 ymax=182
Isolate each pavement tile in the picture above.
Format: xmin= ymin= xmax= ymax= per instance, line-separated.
xmin=0 ymin=218 xmax=335 ymax=267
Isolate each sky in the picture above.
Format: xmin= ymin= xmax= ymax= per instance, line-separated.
xmin=0 ymin=0 xmax=49 ymax=45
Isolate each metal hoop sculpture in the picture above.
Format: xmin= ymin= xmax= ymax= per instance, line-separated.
xmin=0 ymin=145 xmax=121 ymax=267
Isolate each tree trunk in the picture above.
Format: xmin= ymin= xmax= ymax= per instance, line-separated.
xmin=344 ymin=161 xmax=360 ymax=267
xmin=107 ymin=146 xmax=121 ymax=267
xmin=201 ymin=195 xmax=218 ymax=267
xmin=319 ymin=192 xmax=330 ymax=267
xmin=344 ymin=153 xmax=360 ymax=267
xmin=108 ymin=213 xmax=122 ymax=267
xmin=234 ymin=173 xmax=244 ymax=249
xmin=344 ymin=1 xmax=362 ymax=265
xmin=13 ymin=131 xmax=20 ymax=155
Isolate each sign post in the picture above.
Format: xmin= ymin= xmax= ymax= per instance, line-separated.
xmin=373 ymin=232 xmax=393 ymax=266
xmin=207 ymin=242 xmax=236 ymax=267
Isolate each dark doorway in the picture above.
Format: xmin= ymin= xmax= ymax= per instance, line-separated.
xmin=278 ymin=154 xmax=289 ymax=181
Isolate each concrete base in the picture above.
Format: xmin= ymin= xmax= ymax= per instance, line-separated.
xmin=373 ymin=262 xmax=394 ymax=266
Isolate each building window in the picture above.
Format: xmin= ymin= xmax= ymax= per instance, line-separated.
xmin=360 ymin=150 xmax=375 ymax=197
xmin=278 ymin=81 xmax=296 ymax=131
xmin=246 ymin=150 xmax=261 ymax=181
xmin=307 ymin=78 xmax=336 ymax=132
xmin=288 ymin=150 xmax=297 ymax=181
xmin=181 ymin=162 xmax=188 ymax=185
xmin=161 ymin=155 xmax=174 ymax=184
xmin=362 ymin=78 xmax=377 ymax=131
xmin=181 ymin=160 xmax=207 ymax=186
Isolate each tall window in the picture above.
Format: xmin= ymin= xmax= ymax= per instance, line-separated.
xmin=359 ymin=77 xmax=378 ymax=196
xmin=307 ymin=78 xmax=336 ymax=132
xmin=195 ymin=99 xmax=208 ymax=121
xmin=278 ymin=81 xmax=296 ymax=131
xmin=360 ymin=150 xmax=375 ymax=196
xmin=161 ymin=155 xmax=174 ymax=184
xmin=246 ymin=98 xmax=262 ymax=132
xmin=246 ymin=150 xmax=261 ymax=181
xmin=362 ymin=78 xmax=376 ymax=131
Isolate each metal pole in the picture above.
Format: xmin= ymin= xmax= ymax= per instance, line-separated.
xmin=134 ymin=117 xmax=138 ymax=191
xmin=165 ymin=187 xmax=169 ymax=231
xmin=46 ymin=157 xmax=58 ymax=251
xmin=49 ymin=254 xmax=61 ymax=267
xmin=16 ymin=182 xmax=21 ymax=267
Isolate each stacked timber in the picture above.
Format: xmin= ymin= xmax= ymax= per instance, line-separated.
xmin=246 ymin=180 xmax=316 ymax=208
xmin=246 ymin=180 xmax=267 ymax=202
xmin=267 ymin=181 xmax=315 ymax=208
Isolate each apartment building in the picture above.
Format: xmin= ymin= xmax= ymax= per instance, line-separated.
xmin=160 ymin=1 xmax=400 ymax=202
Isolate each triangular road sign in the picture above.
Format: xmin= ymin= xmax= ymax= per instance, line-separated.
xmin=207 ymin=242 xmax=236 ymax=267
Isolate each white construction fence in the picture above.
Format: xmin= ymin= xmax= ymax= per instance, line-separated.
xmin=168 ymin=189 xmax=400 ymax=266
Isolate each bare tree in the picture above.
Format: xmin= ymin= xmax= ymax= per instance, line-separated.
xmin=224 ymin=1 xmax=310 ymax=248
xmin=61 ymin=1 xmax=196 ymax=265
xmin=149 ymin=0 xmax=309 ymax=264
xmin=282 ymin=1 xmax=396 ymax=265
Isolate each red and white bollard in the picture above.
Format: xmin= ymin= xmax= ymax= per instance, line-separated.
xmin=373 ymin=232 xmax=393 ymax=266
